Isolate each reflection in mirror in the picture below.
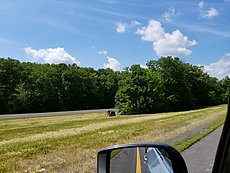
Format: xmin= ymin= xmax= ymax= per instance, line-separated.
xmin=110 ymin=147 xmax=173 ymax=173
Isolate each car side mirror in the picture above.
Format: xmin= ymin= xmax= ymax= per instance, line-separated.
xmin=97 ymin=143 xmax=188 ymax=173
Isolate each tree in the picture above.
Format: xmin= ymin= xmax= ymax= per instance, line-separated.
xmin=115 ymin=64 xmax=163 ymax=114
xmin=147 ymin=57 xmax=194 ymax=111
xmin=115 ymin=56 xmax=227 ymax=115
xmin=220 ymin=76 xmax=230 ymax=103
xmin=0 ymin=57 xmax=227 ymax=115
xmin=0 ymin=58 xmax=23 ymax=113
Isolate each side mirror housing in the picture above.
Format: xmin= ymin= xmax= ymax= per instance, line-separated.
xmin=97 ymin=143 xmax=188 ymax=173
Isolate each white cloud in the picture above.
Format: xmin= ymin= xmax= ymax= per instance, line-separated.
xmin=98 ymin=49 xmax=121 ymax=70
xmin=204 ymin=53 xmax=230 ymax=79
xmin=131 ymin=21 xmax=141 ymax=26
xmin=98 ymin=50 xmax=107 ymax=55
xmin=136 ymin=20 xmax=165 ymax=42
xmin=198 ymin=1 xmax=218 ymax=19
xmin=24 ymin=47 xmax=80 ymax=65
xmin=116 ymin=23 xmax=127 ymax=33
xmin=153 ymin=30 xmax=197 ymax=57
xmin=162 ymin=8 xmax=179 ymax=22
xmin=104 ymin=56 xmax=121 ymax=71
xmin=201 ymin=8 xmax=218 ymax=19
xmin=140 ymin=64 xmax=147 ymax=69
xmin=198 ymin=1 xmax=205 ymax=9
xmin=116 ymin=21 xmax=141 ymax=33
xmin=136 ymin=20 xmax=197 ymax=57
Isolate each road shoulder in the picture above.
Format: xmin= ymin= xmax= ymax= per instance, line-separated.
xmin=181 ymin=126 xmax=223 ymax=173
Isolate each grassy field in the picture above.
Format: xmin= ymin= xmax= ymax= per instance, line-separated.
xmin=0 ymin=105 xmax=227 ymax=172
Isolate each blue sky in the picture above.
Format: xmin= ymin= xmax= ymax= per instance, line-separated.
xmin=0 ymin=0 xmax=230 ymax=79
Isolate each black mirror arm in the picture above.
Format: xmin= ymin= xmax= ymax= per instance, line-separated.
xmin=166 ymin=145 xmax=188 ymax=173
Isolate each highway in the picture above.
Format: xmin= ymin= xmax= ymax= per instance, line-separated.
xmin=0 ymin=108 xmax=117 ymax=119
xmin=182 ymin=126 xmax=223 ymax=173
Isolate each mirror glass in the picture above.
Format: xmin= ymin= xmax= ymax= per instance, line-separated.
xmin=110 ymin=147 xmax=173 ymax=173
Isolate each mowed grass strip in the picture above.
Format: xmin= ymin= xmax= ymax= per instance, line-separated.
xmin=0 ymin=113 xmax=138 ymax=141
xmin=171 ymin=110 xmax=226 ymax=152
xmin=0 ymin=105 xmax=222 ymax=141
xmin=0 ymin=105 xmax=227 ymax=172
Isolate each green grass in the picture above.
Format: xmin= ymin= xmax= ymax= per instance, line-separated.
xmin=172 ymin=113 xmax=225 ymax=152
xmin=0 ymin=105 xmax=227 ymax=172
xmin=110 ymin=149 xmax=123 ymax=158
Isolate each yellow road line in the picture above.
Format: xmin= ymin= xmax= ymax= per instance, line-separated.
xmin=136 ymin=147 xmax=142 ymax=173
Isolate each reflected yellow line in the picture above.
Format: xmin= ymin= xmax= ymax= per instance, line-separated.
xmin=136 ymin=147 xmax=142 ymax=173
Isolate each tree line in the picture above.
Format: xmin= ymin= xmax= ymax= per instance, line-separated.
xmin=116 ymin=57 xmax=229 ymax=114
xmin=0 ymin=56 xmax=229 ymax=115
xmin=0 ymin=58 xmax=118 ymax=114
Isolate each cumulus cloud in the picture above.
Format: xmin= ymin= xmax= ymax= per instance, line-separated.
xmin=162 ymin=7 xmax=179 ymax=22
xmin=104 ymin=56 xmax=121 ymax=71
xmin=198 ymin=1 xmax=205 ymax=9
xmin=131 ymin=21 xmax=141 ymax=26
xmin=136 ymin=20 xmax=165 ymax=42
xmin=98 ymin=50 xmax=107 ymax=55
xmin=201 ymin=8 xmax=218 ymax=19
xmin=136 ymin=20 xmax=197 ymax=57
xmin=98 ymin=49 xmax=122 ymax=70
xmin=140 ymin=64 xmax=147 ymax=69
xmin=116 ymin=23 xmax=127 ymax=33
xmin=116 ymin=21 xmax=141 ymax=33
xmin=198 ymin=1 xmax=218 ymax=19
xmin=24 ymin=47 xmax=80 ymax=65
xmin=204 ymin=53 xmax=230 ymax=79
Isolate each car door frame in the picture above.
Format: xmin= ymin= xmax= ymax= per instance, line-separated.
xmin=212 ymin=99 xmax=230 ymax=173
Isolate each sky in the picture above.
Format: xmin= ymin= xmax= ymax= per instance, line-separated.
xmin=0 ymin=0 xmax=230 ymax=79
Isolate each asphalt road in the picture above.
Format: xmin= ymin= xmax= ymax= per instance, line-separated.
xmin=110 ymin=147 xmax=150 ymax=173
xmin=109 ymin=147 xmax=173 ymax=173
xmin=0 ymin=108 xmax=117 ymax=119
xmin=182 ymin=126 xmax=223 ymax=173
xmin=110 ymin=148 xmax=137 ymax=173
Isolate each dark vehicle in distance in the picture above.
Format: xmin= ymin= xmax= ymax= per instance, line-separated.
xmin=107 ymin=110 xmax=116 ymax=117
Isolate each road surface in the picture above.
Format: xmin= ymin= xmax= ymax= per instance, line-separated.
xmin=0 ymin=108 xmax=117 ymax=119
xmin=110 ymin=148 xmax=137 ymax=173
xmin=182 ymin=126 xmax=223 ymax=173
xmin=110 ymin=147 xmax=173 ymax=173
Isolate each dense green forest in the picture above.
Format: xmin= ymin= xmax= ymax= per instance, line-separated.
xmin=0 ymin=58 xmax=118 ymax=114
xmin=0 ymin=57 xmax=229 ymax=115
xmin=116 ymin=57 xmax=229 ymax=114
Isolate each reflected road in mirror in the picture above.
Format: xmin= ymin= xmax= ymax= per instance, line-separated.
xmin=110 ymin=147 xmax=173 ymax=173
